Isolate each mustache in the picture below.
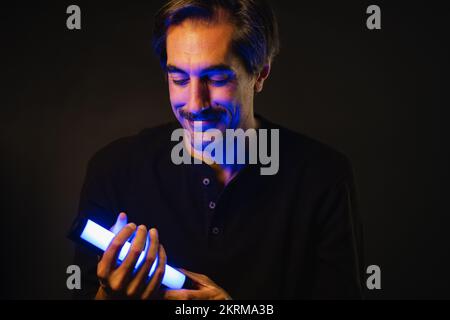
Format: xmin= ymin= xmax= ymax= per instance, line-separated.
xmin=179 ymin=108 xmax=225 ymax=122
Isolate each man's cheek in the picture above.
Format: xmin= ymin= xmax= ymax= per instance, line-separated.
xmin=168 ymin=92 xmax=186 ymax=113
xmin=210 ymin=92 xmax=238 ymax=111
xmin=210 ymin=86 xmax=237 ymax=101
xmin=168 ymin=86 xmax=177 ymax=102
xmin=168 ymin=83 xmax=185 ymax=100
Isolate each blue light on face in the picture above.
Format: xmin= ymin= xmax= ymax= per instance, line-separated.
xmin=80 ymin=219 xmax=186 ymax=289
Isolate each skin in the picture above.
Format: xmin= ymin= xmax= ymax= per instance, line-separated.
xmin=96 ymin=11 xmax=271 ymax=300
xmin=166 ymin=12 xmax=271 ymax=185
xmin=95 ymin=213 xmax=167 ymax=300
xmin=96 ymin=213 xmax=231 ymax=300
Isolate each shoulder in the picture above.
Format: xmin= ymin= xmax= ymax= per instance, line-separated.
xmin=263 ymin=117 xmax=354 ymax=186
xmin=87 ymin=122 xmax=179 ymax=172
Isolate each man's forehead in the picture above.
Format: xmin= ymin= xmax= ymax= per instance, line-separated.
xmin=166 ymin=19 xmax=235 ymax=64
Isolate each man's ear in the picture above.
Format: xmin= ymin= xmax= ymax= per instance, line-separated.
xmin=254 ymin=63 xmax=271 ymax=93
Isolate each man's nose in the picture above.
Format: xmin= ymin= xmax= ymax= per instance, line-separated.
xmin=187 ymin=78 xmax=210 ymax=113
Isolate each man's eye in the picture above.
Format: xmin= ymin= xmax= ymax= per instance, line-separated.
xmin=172 ymin=78 xmax=189 ymax=86
xmin=208 ymin=76 xmax=230 ymax=86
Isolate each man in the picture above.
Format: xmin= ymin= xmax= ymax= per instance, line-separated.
xmin=72 ymin=0 xmax=364 ymax=300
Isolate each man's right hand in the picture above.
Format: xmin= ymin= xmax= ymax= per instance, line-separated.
xmin=95 ymin=212 xmax=167 ymax=300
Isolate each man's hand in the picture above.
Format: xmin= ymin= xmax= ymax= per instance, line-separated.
xmin=95 ymin=212 xmax=167 ymax=300
xmin=163 ymin=269 xmax=232 ymax=300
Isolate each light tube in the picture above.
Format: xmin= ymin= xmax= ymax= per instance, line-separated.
xmin=78 ymin=219 xmax=186 ymax=289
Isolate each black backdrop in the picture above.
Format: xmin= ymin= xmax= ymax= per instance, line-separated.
xmin=1 ymin=1 xmax=448 ymax=299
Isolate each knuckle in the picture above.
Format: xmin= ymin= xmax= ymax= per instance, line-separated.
xmin=97 ymin=271 xmax=106 ymax=281
xmin=145 ymin=253 xmax=156 ymax=264
xmin=109 ymin=279 xmax=123 ymax=292
xmin=154 ymin=269 xmax=164 ymax=280
xmin=140 ymin=292 xmax=150 ymax=300
xmin=141 ymin=285 xmax=155 ymax=300
xmin=97 ymin=264 xmax=108 ymax=279
xmin=126 ymin=287 xmax=137 ymax=298
xmin=157 ymin=262 xmax=166 ymax=273
xmin=129 ymin=247 xmax=142 ymax=257
xmin=109 ymin=240 xmax=122 ymax=251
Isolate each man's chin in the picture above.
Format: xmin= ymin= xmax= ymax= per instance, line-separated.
xmin=183 ymin=128 xmax=225 ymax=153
xmin=190 ymin=141 xmax=208 ymax=153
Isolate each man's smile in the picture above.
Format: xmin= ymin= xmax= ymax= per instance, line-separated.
xmin=187 ymin=119 xmax=221 ymax=132
xmin=179 ymin=108 xmax=228 ymax=132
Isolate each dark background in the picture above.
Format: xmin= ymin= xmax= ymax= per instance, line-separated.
xmin=1 ymin=1 xmax=448 ymax=299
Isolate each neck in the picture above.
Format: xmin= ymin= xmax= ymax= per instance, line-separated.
xmin=185 ymin=114 xmax=260 ymax=186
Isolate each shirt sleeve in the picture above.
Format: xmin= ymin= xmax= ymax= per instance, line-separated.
xmin=311 ymin=165 xmax=365 ymax=299
xmin=71 ymin=146 xmax=123 ymax=300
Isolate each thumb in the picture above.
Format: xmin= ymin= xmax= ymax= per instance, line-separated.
xmin=179 ymin=268 xmax=210 ymax=286
xmin=110 ymin=212 xmax=128 ymax=234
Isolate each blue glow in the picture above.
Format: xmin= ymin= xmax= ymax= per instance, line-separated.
xmin=80 ymin=219 xmax=186 ymax=289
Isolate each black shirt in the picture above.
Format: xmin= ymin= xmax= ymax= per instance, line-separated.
xmin=72 ymin=115 xmax=364 ymax=299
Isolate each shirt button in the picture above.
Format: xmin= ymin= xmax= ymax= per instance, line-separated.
xmin=212 ymin=227 xmax=220 ymax=235
xmin=202 ymin=178 xmax=210 ymax=186
xmin=209 ymin=201 xmax=216 ymax=210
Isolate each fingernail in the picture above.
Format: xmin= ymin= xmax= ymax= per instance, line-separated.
xmin=128 ymin=223 xmax=137 ymax=229
xmin=138 ymin=225 xmax=146 ymax=231
xmin=119 ymin=212 xmax=126 ymax=219
xmin=148 ymin=229 xmax=158 ymax=240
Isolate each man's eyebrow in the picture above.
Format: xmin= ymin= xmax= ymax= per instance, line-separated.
xmin=166 ymin=64 xmax=235 ymax=75
xmin=166 ymin=65 xmax=188 ymax=74
xmin=201 ymin=64 xmax=235 ymax=75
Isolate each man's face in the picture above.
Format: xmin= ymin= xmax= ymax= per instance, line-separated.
xmin=166 ymin=16 xmax=257 ymax=148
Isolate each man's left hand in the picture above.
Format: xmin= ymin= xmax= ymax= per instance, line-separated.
xmin=163 ymin=269 xmax=232 ymax=300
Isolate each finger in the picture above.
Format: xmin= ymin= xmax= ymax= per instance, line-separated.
xmin=126 ymin=229 xmax=159 ymax=296
xmin=106 ymin=225 xmax=147 ymax=294
xmin=163 ymin=289 xmax=188 ymax=300
xmin=118 ymin=225 xmax=147 ymax=273
xmin=99 ymin=223 xmax=136 ymax=274
xmin=145 ymin=228 xmax=160 ymax=278
xmin=110 ymin=212 xmax=128 ymax=234
xmin=125 ymin=231 xmax=151 ymax=297
xmin=163 ymin=288 xmax=209 ymax=300
xmin=142 ymin=244 xmax=166 ymax=300
xmin=179 ymin=268 xmax=210 ymax=286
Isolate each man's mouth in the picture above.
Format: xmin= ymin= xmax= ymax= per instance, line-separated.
xmin=187 ymin=118 xmax=221 ymax=132
xmin=178 ymin=108 xmax=227 ymax=132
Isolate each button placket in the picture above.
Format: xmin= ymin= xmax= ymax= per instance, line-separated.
xmin=203 ymin=178 xmax=210 ymax=186
xmin=211 ymin=227 xmax=220 ymax=235
xmin=197 ymin=168 xmax=225 ymax=239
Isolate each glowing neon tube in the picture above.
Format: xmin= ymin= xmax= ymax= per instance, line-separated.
xmin=69 ymin=218 xmax=187 ymax=289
